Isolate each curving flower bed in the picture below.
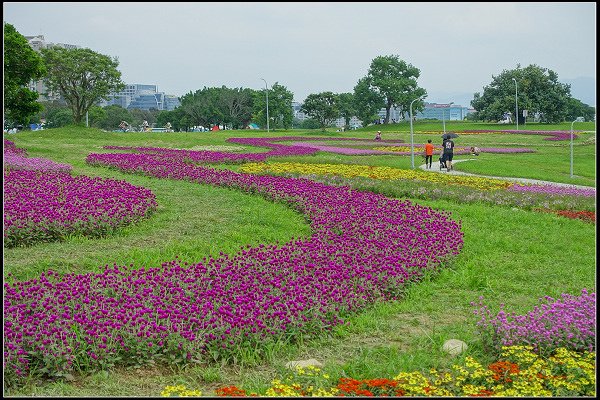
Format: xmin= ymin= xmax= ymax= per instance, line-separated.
xmin=240 ymin=162 xmax=517 ymax=191
xmin=372 ymin=145 xmax=534 ymax=155
xmin=3 ymin=169 xmax=158 ymax=247
xmin=4 ymin=147 xmax=463 ymax=387
xmin=4 ymin=139 xmax=72 ymax=173
xmin=535 ymin=208 xmax=596 ymax=223
xmin=508 ymin=183 xmax=596 ymax=198
xmin=456 ymin=129 xmax=584 ymax=141
xmin=3 ymin=141 xmax=158 ymax=248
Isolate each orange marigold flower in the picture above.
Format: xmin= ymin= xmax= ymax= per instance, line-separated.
xmin=215 ymin=385 xmax=247 ymax=397
xmin=488 ymin=360 xmax=520 ymax=382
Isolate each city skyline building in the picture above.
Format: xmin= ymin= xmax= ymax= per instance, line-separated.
xmin=23 ymin=34 xmax=181 ymax=110
xmin=24 ymin=34 xmax=79 ymax=102
xmin=100 ymin=84 xmax=181 ymax=111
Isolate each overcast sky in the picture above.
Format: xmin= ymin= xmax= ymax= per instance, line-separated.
xmin=4 ymin=2 xmax=597 ymax=106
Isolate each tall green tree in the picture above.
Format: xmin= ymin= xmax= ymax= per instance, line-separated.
xmin=180 ymin=87 xmax=223 ymax=129
xmin=98 ymin=105 xmax=132 ymax=131
xmin=353 ymin=77 xmax=384 ymax=127
xmin=86 ymin=105 xmax=106 ymax=128
xmin=336 ymin=92 xmax=356 ymax=131
xmin=3 ymin=22 xmax=46 ymax=127
xmin=300 ymin=92 xmax=339 ymax=132
xmin=360 ymin=55 xmax=427 ymax=124
xmin=565 ymin=98 xmax=595 ymax=122
xmin=254 ymin=82 xmax=294 ymax=130
xmin=40 ymin=47 xmax=125 ymax=125
xmin=45 ymin=107 xmax=74 ymax=128
xmin=220 ymin=87 xmax=255 ymax=129
xmin=129 ymin=108 xmax=158 ymax=130
xmin=471 ymin=64 xmax=571 ymax=123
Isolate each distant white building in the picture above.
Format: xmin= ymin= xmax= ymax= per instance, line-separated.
xmin=415 ymin=103 xmax=475 ymax=121
xmin=25 ymin=34 xmax=181 ymax=111
xmin=24 ymin=35 xmax=80 ymax=102
xmin=100 ymin=84 xmax=181 ymax=111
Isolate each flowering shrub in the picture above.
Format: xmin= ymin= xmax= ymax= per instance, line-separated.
xmin=472 ymin=289 xmax=596 ymax=356
xmin=180 ymin=347 xmax=596 ymax=396
xmin=3 ymin=169 xmax=158 ymax=247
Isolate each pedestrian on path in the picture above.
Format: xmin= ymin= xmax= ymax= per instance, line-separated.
xmin=424 ymin=139 xmax=434 ymax=169
xmin=443 ymin=137 xmax=455 ymax=170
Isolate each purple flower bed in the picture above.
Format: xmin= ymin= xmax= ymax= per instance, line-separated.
xmin=288 ymin=142 xmax=401 ymax=155
xmin=3 ymin=169 xmax=158 ymax=247
xmin=472 ymin=289 xmax=596 ymax=355
xmin=103 ymin=141 xmax=318 ymax=163
xmin=4 ymin=147 xmax=463 ymax=385
xmin=100 ymin=137 xmax=410 ymax=163
xmin=4 ymin=140 xmax=72 ymax=172
xmin=459 ymin=129 xmax=583 ymax=141
xmin=4 ymin=139 xmax=28 ymax=156
xmin=3 ymin=153 xmax=73 ymax=173
xmin=477 ymin=147 xmax=535 ymax=154
xmin=508 ymin=183 xmax=596 ymax=198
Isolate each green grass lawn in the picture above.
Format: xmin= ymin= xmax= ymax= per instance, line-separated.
xmin=3 ymin=122 xmax=596 ymax=396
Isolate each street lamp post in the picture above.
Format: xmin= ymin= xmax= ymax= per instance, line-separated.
xmin=410 ymin=97 xmax=423 ymax=169
xmin=512 ymin=78 xmax=518 ymax=131
xmin=442 ymin=102 xmax=454 ymax=134
xmin=261 ymin=78 xmax=269 ymax=132
xmin=570 ymin=117 xmax=585 ymax=178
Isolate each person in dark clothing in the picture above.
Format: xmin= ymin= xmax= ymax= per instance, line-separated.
xmin=443 ymin=137 xmax=455 ymax=170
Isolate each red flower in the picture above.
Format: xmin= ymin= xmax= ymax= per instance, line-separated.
xmin=215 ymin=385 xmax=247 ymax=397
xmin=488 ymin=361 xmax=520 ymax=383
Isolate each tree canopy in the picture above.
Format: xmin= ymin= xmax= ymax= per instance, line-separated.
xmin=300 ymin=92 xmax=339 ymax=132
xmin=40 ymin=46 xmax=125 ymax=124
xmin=471 ymin=64 xmax=574 ymax=123
xmin=3 ymin=22 xmax=46 ymax=126
xmin=336 ymin=92 xmax=356 ymax=131
xmin=353 ymin=77 xmax=385 ymax=127
xmin=359 ymin=55 xmax=427 ymax=124
xmin=254 ymin=82 xmax=294 ymax=131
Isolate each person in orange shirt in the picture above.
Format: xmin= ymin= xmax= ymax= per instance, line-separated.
xmin=424 ymin=139 xmax=434 ymax=169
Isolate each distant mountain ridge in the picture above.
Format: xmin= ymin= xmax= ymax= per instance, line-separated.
xmin=562 ymin=77 xmax=596 ymax=107
xmin=432 ymin=76 xmax=595 ymax=109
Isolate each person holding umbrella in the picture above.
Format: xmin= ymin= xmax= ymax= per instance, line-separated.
xmin=442 ymin=133 xmax=457 ymax=171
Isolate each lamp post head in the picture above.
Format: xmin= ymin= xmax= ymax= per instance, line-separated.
xmin=575 ymin=117 xmax=585 ymax=122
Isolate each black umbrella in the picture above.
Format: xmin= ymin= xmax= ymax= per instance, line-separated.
xmin=442 ymin=132 xmax=459 ymax=139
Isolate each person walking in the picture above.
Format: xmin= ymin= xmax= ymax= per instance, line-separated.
xmin=443 ymin=136 xmax=455 ymax=171
xmin=424 ymin=139 xmax=434 ymax=169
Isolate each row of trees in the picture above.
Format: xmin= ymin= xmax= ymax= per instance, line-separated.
xmin=4 ymin=22 xmax=595 ymax=133
xmin=470 ymin=64 xmax=595 ymax=123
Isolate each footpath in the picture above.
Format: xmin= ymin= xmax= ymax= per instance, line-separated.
xmin=419 ymin=159 xmax=594 ymax=190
